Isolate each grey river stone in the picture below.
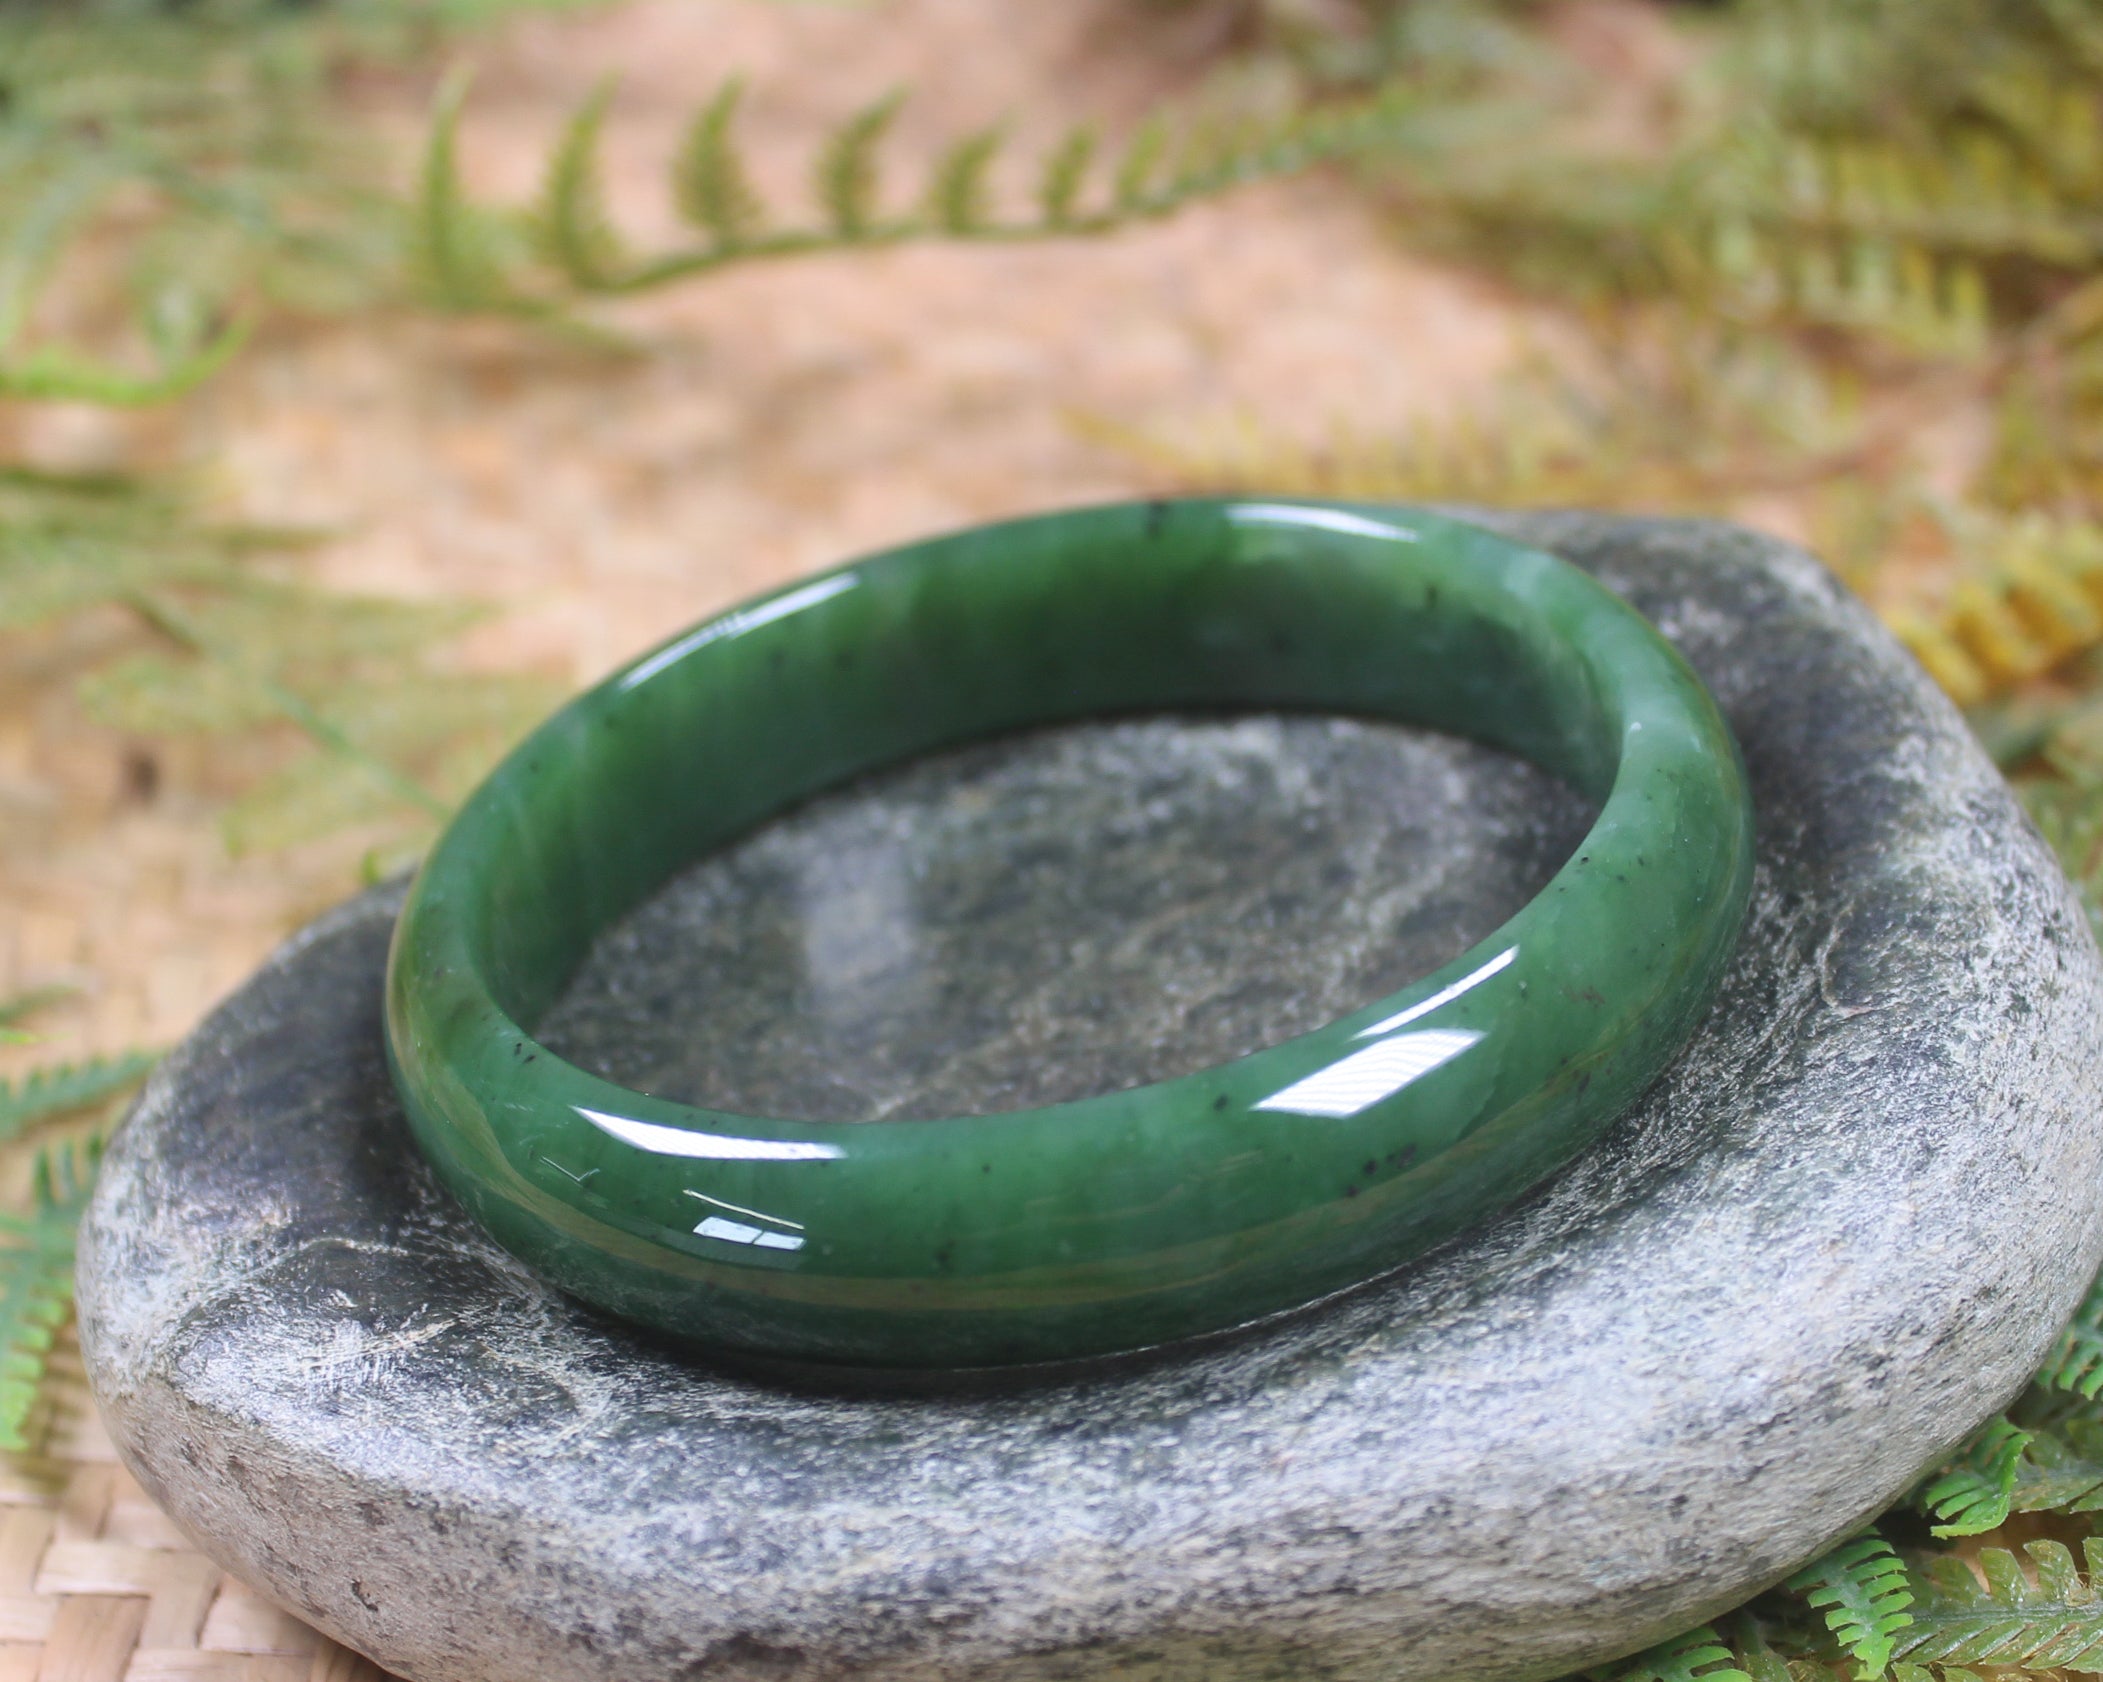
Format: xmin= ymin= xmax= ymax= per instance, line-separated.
xmin=77 ymin=511 xmax=2103 ymax=1682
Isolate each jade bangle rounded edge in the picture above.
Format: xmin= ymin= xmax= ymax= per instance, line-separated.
xmin=383 ymin=498 xmax=1755 ymax=1370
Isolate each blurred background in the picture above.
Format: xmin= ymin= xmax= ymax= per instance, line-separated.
xmin=2 ymin=2 xmax=2101 ymax=1674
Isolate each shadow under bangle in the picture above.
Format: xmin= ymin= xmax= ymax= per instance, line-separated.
xmin=384 ymin=498 xmax=1756 ymax=1370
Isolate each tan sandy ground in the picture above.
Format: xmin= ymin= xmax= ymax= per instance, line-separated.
xmin=0 ymin=0 xmax=1574 ymax=1079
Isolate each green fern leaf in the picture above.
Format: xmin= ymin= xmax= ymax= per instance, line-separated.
xmin=0 ymin=1053 xmax=157 ymax=1142
xmin=0 ymin=490 xmax=250 ymax=631
xmin=674 ymin=78 xmax=765 ymax=248
xmin=191 ymin=579 xmax=483 ymax=669
xmin=1918 ymin=1417 xmax=2033 ymax=1536
xmin=1162 ymin=113 xmax=1265 ymax=202
xmin=0 ymin=161 xmax=112 ymax=358
xmin=0 ymin=989 xmax=70 ymax=1048
xmin=927 ymin=125 xmax=1003 ymax=235
xmin=1788 ymin=1533 xmax=1914 ymax=1680
xmin=1113 ymin=116 xmax=1170 ymax=213
xmin=2011 ymin=1419 xmax=2103 ymax=1515
xmin=0 ymin=989 xmax=73 ymax=1033
xmin=0 ymin=1139 xmax=98 ymax=1453
xmin=1594 ymin=1625 xmax=1752 ymax=1682
xmin=817 ymin=90 xmax=905 ymax=239
xmin=212 ymin=663 xmax=552 ymax=855
xmin=1038 ymin=126 xmax=1097 ymax=227
xmin=220 ymin=754 xmax=412 ymax=858
xmin=536 ymin=77 xmax=629 ymax=290
xmin=2041 ymin=1266 xmax=2103 ymax=1398
xmin=78 ymin=651 xmax=275 ymax=736
xmin=1895 ymin=1538 xmax=2103 ymax=1672
xmin=0 ymin=314 xmax=248 ymax=406
xmin=410 ymin=67 xmax=517 ymax=313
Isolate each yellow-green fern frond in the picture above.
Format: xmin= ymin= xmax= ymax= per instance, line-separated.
xmin=1038 ymin=126 xmax=1098 ymax=228
xmin=410 ymin=68 xmax=533 ymax=317
xmin=1889 ymin=514 xmax=2103 ymax=707
xmin=674 ymin=78 xmax=765 ymax=249
xmin=411 ymin=75 xmax=1421 ymax=312
xmin=818 ymin=91 xmax=907 ymax=239
xmin=535 ymin=77 xmax=632 ymax=291
xmin=0 ymin=313 xmax=249 ymax=406
xmin=0 ymin=989 xmax=73 ymax=1048
xmin=1897 ymin=1539 xmax=2103 ymax=1672
xmin=0 ymin=466 xmax=543 ymax=857
xmin=2008 ymin=1420 xmax=2103 ymax=1518
xmin=928 ymin=126 xmax=1005 ymax=236
xmin=0 ymin=1053 xmax=156 ymax=1143
xmin=2039 ymin=1265 xmax=2103 ymax=1400
xmin=0 ymin=1139 xmax=100 ymax=1453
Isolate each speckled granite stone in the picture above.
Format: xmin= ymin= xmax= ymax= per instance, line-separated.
xmin=77 ymin=513 xmax=2103 ymax=1682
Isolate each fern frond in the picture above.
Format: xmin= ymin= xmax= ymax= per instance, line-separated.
xmin=122 ymin=585 xmax=451 ymax=824
xmin=928 ymin=125 xmax=1004 ymax=235
xmin=0 ymin=451 xmax=541 ymax=856
xmin=0 ymin=489 xmax=291 ymax=634
xmin=0 ymin=1053 xmax=157 ymax=1143
xmin=2022 ymin=775 xmax=2103 ymax=938
xmin=1594 ymin=1625 xmax=1751 ymax=1682
xmin=817 ymin=90 xmax=906 ymax=238
xmin=674 ymin=78 xmax=764 ymax=249
xmin=0 ymin=1138 xmax=100 ymax=1452
xmin=0 ymin=160 xmax=112 ymax=359
xmin=1916 ymin=1417 xmax=2032 ymax=1536
xmin=1113 ymin=116 xmax=1170 ymax=213
xmin=1896 ymin=1538 xmax=2103 ymax=1671
xmin=0 ymin=989 xmax=73 ymax=1034
xmin=410 ymin=67 xmax=525 ymax=315
xmin=2039 ymin=1264 xmax=2103 ymax=1399
xmin=432 ymin=76 xmax=1417 ymax=307
xmin=0 ymin=986 xmax=67 ymax=1047
xmin=1082 ymin=316 xmax=1864 ymax=517
xmin=1788 ymin=1533 xmax=1914 ymax=1680
xmin=1038 ymin=126 xmax=1097 ymax=227
xmin=535 ymin=77 xmax=630 ymax=290
xmin=0 ymin=314 xmax=248 ymax=406
xmin=2009 ymin=1418 xmax=2103 ymax=1516
xmin=218 ymin=668 xmax=554 ymax=855
xmin=1353 ymin=0 xmax=2103 ymax=358
xmin=78 ymin=651 xmax=277 ymax=736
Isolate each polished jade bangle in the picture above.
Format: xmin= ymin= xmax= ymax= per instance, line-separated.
xmin=385 ymin=499 xmax=1754 ymax=1371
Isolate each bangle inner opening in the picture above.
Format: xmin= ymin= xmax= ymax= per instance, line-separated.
xmin=535 ymin=710 xmax=1594 ymax=1121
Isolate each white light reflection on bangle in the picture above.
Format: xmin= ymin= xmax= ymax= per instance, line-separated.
xmin=1252 ymin=1028 xmax=1483 ymax=1119
xmin=1354 ymin=947 xmax=1516 ymax=1039
xmin=1225 ymin=503 xmax=1425 ymax=545
xmin=574 ymin=1106 xmax=844 ymax=1162
xmin=616 ymin=572 xmax=861 ymax=692
xmin=685 ymin=1190 xmax=807 ymax=1252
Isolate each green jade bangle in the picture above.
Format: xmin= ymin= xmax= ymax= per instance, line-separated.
xmin=385 ymin=500 xmax=1755 ymax=1370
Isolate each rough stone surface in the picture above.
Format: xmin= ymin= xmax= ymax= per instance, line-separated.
xmin=538 ymin=714 xmax=1593 ymax=1120
xmin=77 ymin=513 xmax=2103 ymax=1682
